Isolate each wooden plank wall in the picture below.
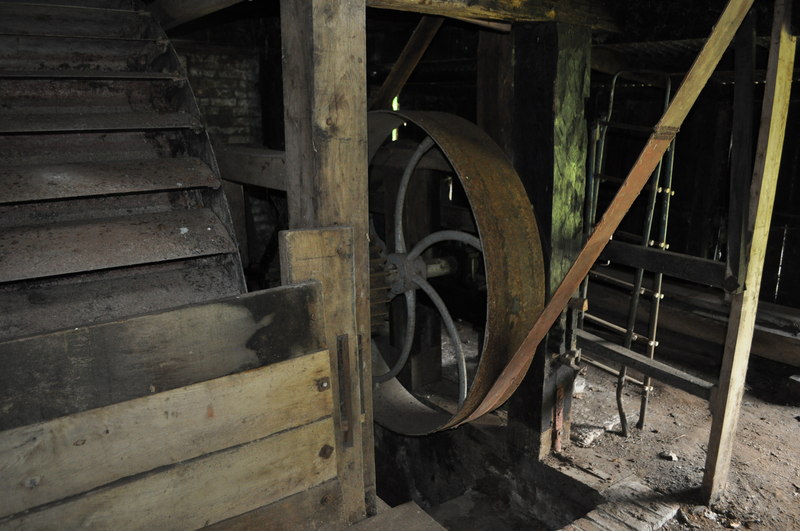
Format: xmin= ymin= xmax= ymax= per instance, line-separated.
xmin=280 ymin=227 xmax=369 ymax=524
xmin=0 ymin=351 xmax=337 ymax=529
xmin=0 ymin=283 xmax=325 ymax=431
xmin=702 ymin=0 xmax=796 ymax=503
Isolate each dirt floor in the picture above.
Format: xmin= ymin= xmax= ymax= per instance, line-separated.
xmin=568 ymin=359 xmax=800 ymax=530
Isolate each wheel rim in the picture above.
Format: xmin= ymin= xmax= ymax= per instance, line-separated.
xmin=368 ymin=111 xmax=546 ymax=435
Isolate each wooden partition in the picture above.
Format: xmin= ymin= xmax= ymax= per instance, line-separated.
xmin=0 ymin=283 xmax=345 ymax=530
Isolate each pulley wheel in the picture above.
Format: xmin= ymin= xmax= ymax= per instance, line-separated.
xmin=368 ymin=111 xmax=545 ymax=435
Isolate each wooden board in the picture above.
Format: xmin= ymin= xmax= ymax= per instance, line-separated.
xmin=149 ymin=0 xmax=618 ymax=31
xmin=216 ymin=145 xmax=287 ymax=191
xmin=348 ymin=501 xmax=445 ymax=531
xmin=205 ymin=479 xmax=344 ymax=531
xmin=1 ymin=418 xmax=337 ymax=530
xmin=0 ymin=351 xmax=332 ymax=519
xmin=702 ymin=0 xmax=796 ymax=504
xmin=0 ymin=282 xmax=325 ymax=430
xmin=280 ymin=227 xmax=368 ymax=523
xmin=368 ymin=0 xmax=618 ymax=31
xmin=0 ymin=208 xmax=236 ymax=283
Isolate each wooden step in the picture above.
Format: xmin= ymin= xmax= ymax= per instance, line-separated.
xmin=0 ymin=157 xmax=219 ymax=205
xmin=0 ymin=78 xmax=183 ymax=115
xmin=349 ymin=502 xmax=445 ymax=530
xmin=0 ymin=111 xmax=202 ymax=133
xmin=0 ymin=4 xmax=154 ymax=40
xmin=0 ymin=208 xmax=237 ymax=283
xmin=0 ymin=0 xmax=138 ymax=9
xmin=0 ymin=254 xmax=243 ymax=342
xmin=0 ymin=34 xmax=167 ymax=72
xmin=0 ymin=69 xmax=181 ymax=80
xmin=0 ymin=130 xmax=190 ymax=165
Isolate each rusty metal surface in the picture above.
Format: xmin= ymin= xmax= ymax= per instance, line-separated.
xmin=369 ymin=110 xmax=545 ymax=434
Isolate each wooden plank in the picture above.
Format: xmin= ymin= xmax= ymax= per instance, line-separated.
xmin=727 ymin=12 xmax=756 ymax=289
xmin=464 ymin=0 xmax=755 ymax=425
xmin=0 ymin=283 xmax=326 ymax=430
xmin=205 ymin=479 xmax=344 ymax=531
xmin=216 ymin=144 xmax=287 ymax=191
xmin=599 ymin=240 xmax=729 ymax=289
xmin=702 ymin=0 xmax=796 ymax=504
xmin=0 ymin=112 xmax=201 ymax=134
xmin=281 ymin=0 xmax=375 ymax=516
xmin=368 ymin=0 xmax=618 ymax=31
xmin=348 ymin=501 xmax=445 ymax=530
xmin=2 ymin=418 xmax=338 ymax=530
xmin=280 ymin=227 xmax=368 ymax=523
xmin=0 ymin=208 xmax=236 ymax=282
xmin=0 ymin=157 xmax=218 ymax=205
xmin=148 ymin=0 xmax=618 ymax=31
xmin=368 ymin=16 xmax=444 ymax=110
xmin=0 ymin=351 xmax=332 ymax=518
xmin=576 ymin=330 xmax=715 ymax=400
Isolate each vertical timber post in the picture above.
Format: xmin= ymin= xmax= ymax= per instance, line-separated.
xmin=702 ymin=0 xmax=796 ymax=504
xmin=280 ymin=0 xmax=375 ymax=521
xmin=479 ymin=23 xmax=590 ymax=458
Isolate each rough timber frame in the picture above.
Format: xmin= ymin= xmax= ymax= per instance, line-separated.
xmin=160 ymin=0 xmax=787 ymax=508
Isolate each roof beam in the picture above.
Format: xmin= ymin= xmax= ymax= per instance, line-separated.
xmin=368 ymin=0 xmax=618 ymax=31
xmin=150 ymin=0 xmax=618 ymax=32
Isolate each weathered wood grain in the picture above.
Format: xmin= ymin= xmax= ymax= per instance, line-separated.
xmin=0 ymin=351 xmax=332 ymax=519
xmin=205 ymin=479 xmax=345 ymax=531
xmin=280 ymin=0 xmax=375 ymax=515
xmin=1 ymin=418 xmax=337 ymax=530
xmin=281 ymin=227 xmax=369 ymax=522
xmin=149 ymin=0 xmax=617 ymax=31
xmin=703 ymin=0 xmax=796 ymax=504
xmin=0 ymin=282 xmax=325 ymax=430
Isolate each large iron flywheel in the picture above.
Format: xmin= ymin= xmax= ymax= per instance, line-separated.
xmin=368 ymin=111 xmax=545 ymax=435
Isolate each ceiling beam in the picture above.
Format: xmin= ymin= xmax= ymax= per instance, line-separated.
xmin=368 ymin=0 xmax=619 ymax=31
xmin=150 ymin=0 xmax=618 ymax=32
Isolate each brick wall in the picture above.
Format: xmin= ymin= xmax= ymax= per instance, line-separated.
xmin=174 ymin=41 xmax=262 ymax=145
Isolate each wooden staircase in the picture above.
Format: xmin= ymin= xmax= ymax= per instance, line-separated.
xmin=0 ymin=0 xmax=245 ymax=342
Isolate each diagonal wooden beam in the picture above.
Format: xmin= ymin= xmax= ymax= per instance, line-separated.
xmin=461 ymin=0 xmax=756 ymax=425
xmin=702 ymin=0 xmax=796 ymax=504
xmin=369 ymin=16 xmax=444 ymax=110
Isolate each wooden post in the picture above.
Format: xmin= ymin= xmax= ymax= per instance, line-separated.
xmin=478 ymin=23 xmax=590 ymax=458
xmin=280 ymin=228 xmax=366 ymax=523
xmin=280 ymin=0 xmax=374 ymax=520
xmin=702 ymin=0 xmax=796 ymax=504
xmin=726 ymin=11 xmax=755 ymax=289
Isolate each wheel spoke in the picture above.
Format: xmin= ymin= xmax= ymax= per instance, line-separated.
xmin=412 ymin=274 xmax=468 ymax=406
xmin=407 ymin=230 xmax=482 ymax=261
xmin=394 ymin=136 xmax=436 ymax=253
xmin=373 ymin=289 xmax=416 ymax=383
